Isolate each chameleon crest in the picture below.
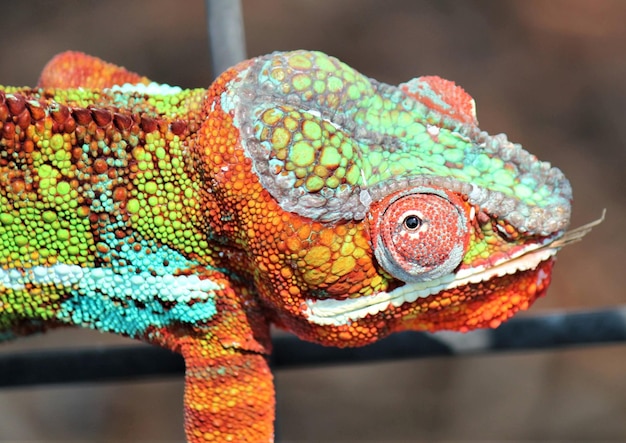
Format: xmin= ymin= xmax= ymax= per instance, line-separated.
xmin=0 ymin=50 xmax=594 ymax=442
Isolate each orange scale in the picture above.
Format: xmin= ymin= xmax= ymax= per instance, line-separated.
xmin=296 ymin=225 xmax=311 ymax=240
xmin=337 ymin=331 xmax=353 ymax=341
xmin=347 ymin=282 xmax=364 ymax=294
xmin=318 ymin=229 xmax=334 ymax=246
xmin=428 ymin=300 xmax=441 ymax=310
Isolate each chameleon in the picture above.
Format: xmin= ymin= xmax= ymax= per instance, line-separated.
xmin=0 ymin=49 xmax=592 ymax=442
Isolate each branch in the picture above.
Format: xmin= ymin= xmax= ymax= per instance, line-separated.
xmin=1 ymin=307 xmax=625 ymax=388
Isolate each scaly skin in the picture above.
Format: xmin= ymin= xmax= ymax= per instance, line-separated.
xmin=0 ymin=51 xmax=573 ymax=442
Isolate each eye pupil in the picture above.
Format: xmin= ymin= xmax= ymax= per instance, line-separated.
xmin=403 ymin=215 xmax=421 ymax=230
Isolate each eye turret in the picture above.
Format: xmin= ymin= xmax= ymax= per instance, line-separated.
xmin=371 ymin=188 xmax=469 ymax=283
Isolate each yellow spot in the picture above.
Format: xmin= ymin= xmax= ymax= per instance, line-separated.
xmin=132 ymin=146 xmax=146 ymax=160
xmin=56 ymin=182 xmax=71 ymax=196
xmin=271 ymin=68 xmax=285 ymax=82
xmin=302 ymin=120 xmax=322 ymax=140
xmin=331 ymin=255 xmax=356 ymax=277
xmin=291 ymin=141 xmax=315 ymax=167
xmin=304 ymin=268 xmax=327 ymax=285
xmin=353 ymin=247 xmax=365 ymax=259
xmin=262 ymin=108 xmax=283 ymax=126
xmin=319 ymin=146 xmax=341 ymax=168
xmin=127 ymin=199 xmax=140 ymax=214
xmin=293 ymin=73 xmax=312 ymax=91
xmin=289 ymin=53 xmax=313 ymax=69
xmin=271 ymin=127 xmax=291 ymax=149
xmin=305 ymin=176 xmax=324 ymax=192
xmin=284 ymin=116 xmax=298 ymax=131
xmin=50 ymin=133 xmax=64 ymax=151
xmin=38 ymin=164 xmax=56 ymax=178
xmin=304 ymin=245 xmax=331 ymax=267
xmin=144 ymin=181 xmax=158 ymax=194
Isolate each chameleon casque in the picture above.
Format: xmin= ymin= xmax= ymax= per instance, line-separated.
xmin=0 ymin=50 xmax=582 ymax=441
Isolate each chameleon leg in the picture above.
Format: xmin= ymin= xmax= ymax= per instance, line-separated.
xmin=181 ymin=338 xmax=275 ymax=442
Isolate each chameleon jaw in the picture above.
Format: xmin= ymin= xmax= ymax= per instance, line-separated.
xmin=302 ymin=212 xmax=605 ymax=327
xmin=302 ymin=244 xmax=558 ymax=327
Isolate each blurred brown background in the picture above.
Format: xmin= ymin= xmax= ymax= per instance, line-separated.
xmin=0 ymin=0 xmax=625 ymax=441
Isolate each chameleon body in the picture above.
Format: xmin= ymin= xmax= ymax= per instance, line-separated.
xmin=0 ymin=51 xmax=573 ymax=442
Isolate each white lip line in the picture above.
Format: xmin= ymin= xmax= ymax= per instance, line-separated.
xmin=303 ymin=245 xmax=557 ymax=326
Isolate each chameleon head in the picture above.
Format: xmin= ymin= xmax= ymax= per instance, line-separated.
xmin=212 ymin=50 xmax=573 ymax=346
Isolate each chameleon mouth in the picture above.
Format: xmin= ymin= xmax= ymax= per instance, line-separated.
xmin=303 ymin=213 xmax=604 ymax=327
xmin=304 ymin=245 xmax=557 ymax=326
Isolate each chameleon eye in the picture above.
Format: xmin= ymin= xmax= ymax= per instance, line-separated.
xmin=403 ymin=214 xmax=422 ymax=230
xmin=373 ymin=190 xmax=469 ymax=283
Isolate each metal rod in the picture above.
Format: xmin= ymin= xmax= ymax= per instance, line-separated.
xmin=1 ymin=307 xmax=625 ymax=388
xmin=206 ymin=0 xmax=247 ymax=77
